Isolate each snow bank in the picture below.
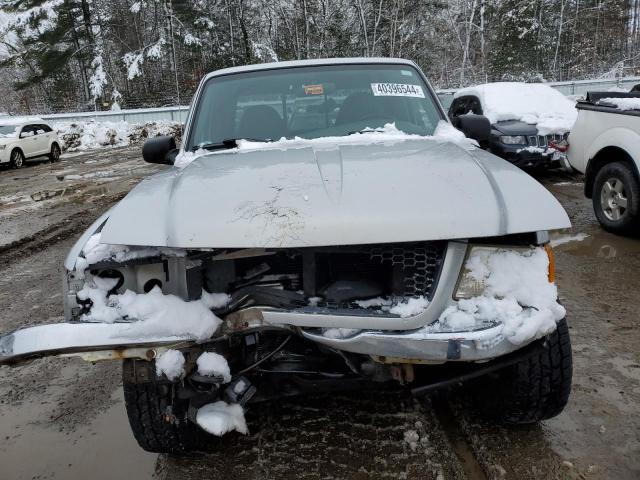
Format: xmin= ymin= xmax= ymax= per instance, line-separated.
xmin=80 ymin=231 xmax=186 ymax=268
xmin=77 ymin=277 xmax=222 ymax=341
xmin=53 ymin=119 xmax=181 ymax=152
xmin=155 ymin=349 xmax=185 ymax=380
xmin=598 ymin=97 xmax=640 ymax=111
xmin=197 ymin=352 xmax=231 ymax=383
xmin=455 ymin=83 xmax=577 ymax=135
xmin=438 ymin=247 xmax=564 ymax=345
xmin=196 ymin=401 xmax=248 ymax=436
xmin=175 ymin=121 xmax=477 ymax=169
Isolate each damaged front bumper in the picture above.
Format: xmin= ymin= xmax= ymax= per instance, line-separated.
xmin=0 ymin=316 xmax=548 ymax=366
xmin=0 ymin=322 xmax=195 ymax=365
xmin=301 ymin=323 xmax=522 ymax=363
xmin=0 ymin=238 xmax=559 ymax=366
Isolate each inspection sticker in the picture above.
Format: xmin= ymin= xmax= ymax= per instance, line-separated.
xmin=304 ymin=84 xmax=324 ymax=95
xmin=371 ymin=83 xmax=424 ymax=98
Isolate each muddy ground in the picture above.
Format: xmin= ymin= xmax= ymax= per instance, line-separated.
xmin=0 ymin=149 xmax=638 ymax=480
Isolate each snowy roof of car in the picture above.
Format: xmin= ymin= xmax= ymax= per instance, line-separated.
xmin=203 ymin=57 xmax=417 ymax=80
xmin=454 ymin=82 xmax=577 ymax=135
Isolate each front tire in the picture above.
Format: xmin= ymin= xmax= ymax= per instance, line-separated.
xmin=122 ymin=359 xmax=206 ymax=453
xmin=49 ymin=143 xmax=61 ymax=162
xmin=480 ymin=318 xmax=573 ymax=424
xmin=10 ymin=149 xmax=24 ymax=168
xmin=592 ymin=162 xmax=640 ymax=235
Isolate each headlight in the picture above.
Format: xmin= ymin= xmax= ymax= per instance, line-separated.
xmin=0 ymin=145 xmax=6 ymax=150
xmin=454 ymin=245 xmax=555 ymax=299
xmin=500 ymin=135 xmax=527 ymax=145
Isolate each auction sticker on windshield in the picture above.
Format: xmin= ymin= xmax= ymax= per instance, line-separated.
xmin=371 ymin=83 xmax=425 ymax=98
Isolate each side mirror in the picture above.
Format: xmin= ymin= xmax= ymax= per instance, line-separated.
xmin=142 ymin=136 xmax=178 ymax=165
xmin=452 ymin=114 xmax=491 ymax=146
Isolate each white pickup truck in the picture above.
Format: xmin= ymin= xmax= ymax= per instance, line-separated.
xmin=568 ymin=92 xmax=640 ymax=234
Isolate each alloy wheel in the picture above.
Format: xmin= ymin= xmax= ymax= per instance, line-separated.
xmin=600 ymin=177 xmax=628 ymax=221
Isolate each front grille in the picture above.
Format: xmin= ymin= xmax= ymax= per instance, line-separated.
xmin=369 ymin=243 xmax=445 ymax=298
xmin=221 ymin=241 xmax=447 ymax=314
xmin=528 ymin=133 xmax=568 ymax=147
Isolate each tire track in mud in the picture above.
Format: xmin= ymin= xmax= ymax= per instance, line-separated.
xmin=0 ymin=145 xmax=161 ymax=261
xmin=157 ymin=393 xmax=469 ymax=480
xmin=431 ymin=397 xmax=488 ymax=480
xmin=0 ymin=210 xmax=92 ymax=264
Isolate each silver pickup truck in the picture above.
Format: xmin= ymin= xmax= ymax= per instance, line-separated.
xmin=0 ymin=58 xmax=572 ymax=453
xmin=567 ymin=91 xmax=640 ymax=234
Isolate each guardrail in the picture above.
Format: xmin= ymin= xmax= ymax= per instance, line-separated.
xmin=546 ymin=76 xmax=640 ymax=96
xmin=435 ymin=76 xmax=640 ymax=97
xmin=38 ymin=105 xmax=190 ymax=125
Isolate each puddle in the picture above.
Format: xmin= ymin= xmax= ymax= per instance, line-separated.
xmin=0 ymin=387 xmax=157 ymax=479
xmin=551 ymin=225 xmax=640 ymax=259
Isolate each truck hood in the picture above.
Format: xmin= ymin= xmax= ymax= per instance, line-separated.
xmin=492 ymin=120 xmax=540 ymax=136
xmin=99 ymin=138 xmax=570 ymax=248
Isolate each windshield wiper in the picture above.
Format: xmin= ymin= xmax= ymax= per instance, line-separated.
xmin=194 ymin=138 xmax=272 ymax=152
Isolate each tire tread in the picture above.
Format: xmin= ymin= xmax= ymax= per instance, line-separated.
xmin=122 ymin=359 xmax=203 ymax=453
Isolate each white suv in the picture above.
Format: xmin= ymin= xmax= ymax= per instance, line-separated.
xmin=0 ymin=120 xmax=61 ymax=168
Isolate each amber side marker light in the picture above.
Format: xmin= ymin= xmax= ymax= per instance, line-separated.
xmin=544 ymin=243 xmax=555 ymax=283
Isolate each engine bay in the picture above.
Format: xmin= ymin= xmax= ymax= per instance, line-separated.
xmin=71 ymin=241 xmax=446 ymax=321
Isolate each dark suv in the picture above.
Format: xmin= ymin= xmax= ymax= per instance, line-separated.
xmin=448 ymin=84 xmax=572 ymax=169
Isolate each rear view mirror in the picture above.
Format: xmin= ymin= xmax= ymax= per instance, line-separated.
xmin=142 ymin=136 xmax=178 ymax=165
xmin=452 ymin=114 xmax=491 ymax=147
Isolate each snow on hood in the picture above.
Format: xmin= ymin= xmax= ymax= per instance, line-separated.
xmin=455 ymin=83 xmax=577 ymax=135
xmin=174 ymin=121 xmax=475 ymax=169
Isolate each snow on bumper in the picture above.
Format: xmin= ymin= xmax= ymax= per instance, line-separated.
xmin=302 ymin=312 xmax=560 ymax=363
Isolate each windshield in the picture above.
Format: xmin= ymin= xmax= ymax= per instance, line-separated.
xmin=187 ymin=64 xmax=443 ymax=150
xmin=0 ymin=125 xmax=19 ymax=137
